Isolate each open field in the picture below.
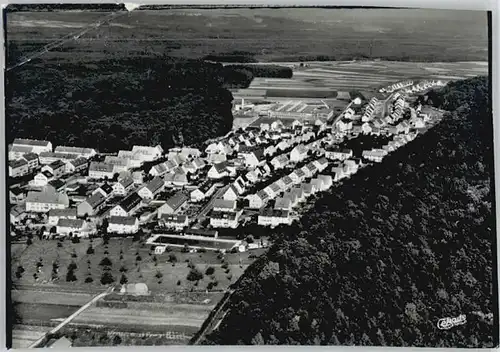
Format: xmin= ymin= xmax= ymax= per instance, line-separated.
xmin=6 ymin=8 xmax=487 ymax=64
xmin=231 ymin=61 xmax=488 ymax=100
xmin=12 ymin=237 xmax=257 ymax=293
xmin=11 ymin=236 xmax=260 ymax=347
xmin=12 ymin=325 xmax=48 ymax=349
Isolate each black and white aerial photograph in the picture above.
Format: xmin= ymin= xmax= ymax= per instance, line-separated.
xmin=4 ymin=3 xmax=498 ymax=349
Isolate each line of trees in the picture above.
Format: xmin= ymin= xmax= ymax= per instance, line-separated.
xmin=202 ymin=76 xmax=496 ymax=347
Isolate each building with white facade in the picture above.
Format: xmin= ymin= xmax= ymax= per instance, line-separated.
xmin=108 ymin=216 xmax=139 ymax=234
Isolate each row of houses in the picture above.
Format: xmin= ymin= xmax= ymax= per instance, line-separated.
xmin=9 ymin=139 xmax=96 ymax=160
xmin=401 ymin=80 xmax=446 ymax=94
xmin=9 ymin=152 xmax=88 ymax=179
xmin=361 ymin=131 xmax=419 ymax=163
xmin=379 ymin=80 xmax=413 ymax=93
xmin=245 ymin=157 xmax=329 ymax=209
xmin=257 ymin=174 xmax=334 ymax=227
xmin=361 ymin=97 xmax=380 ymax=123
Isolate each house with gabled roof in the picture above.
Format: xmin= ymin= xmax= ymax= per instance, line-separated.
xmin=109 ymin=192 xmax=142 ymax=217
xmin=42 ymin=160 xmax=66 ymax=178
xmin=344 ymin=159 xmax=360 ymax=175
xmin=241 ymin=148 xmax=266 ymax=168
xmin=192 ymin=158 xmax=206 ymax=170
xmin=274 ymin=196 xmax=292 ymax=211
xmin=313 ymin=157 xmax=329 ymax=172
xmin=271 ymin=154 xmax=290 ymax=170
xmin=205 ymin=143 xmax=219 ymax=154
xmin=38 ymin=151 xmax=79 ymax=165
xmin=65 ymin=157 xmax=88 ymax=174
xmin=269 ymin=180 xmax=285 ymax=198
xmin=246 ymin=190 xmax=269 ymax=209
xmin=164 ymin=167 xmax=189 ymax=187
xmin=317 ymin=174 xmax=333 ymax=191
xmin=159 ymin=214 xmax=189 ymax=231
xmin=222 ymin=185 xmax=239 ymax=201
xmin=282 ymin=191 xmax=298 ymax=207
xmin=336 ymin=119 xmax=353 ymax=132
xmin=9 ymin=145 xmax=34 ymax=160
xmin=207 ymin=161 xmax=235 ymax=179
xmin=263 ymin=145 xmax=277 ymax=157
xmin=295 ymin=168 xmax=308 ymax=182
xmin=290 ymin=144 xmax=308 ymax=163
xmin=302 ymin=183 xmax=314 ymax=197
xmin=13 ymin=138 xmax=52 ymax=154
xmin=55 ymin=146 xmax=96 ymax=159
xmin=77 ymin=192 xmax=106 ymax=217
xmin=310 ymin=178 xmax=323 ymax=193
xmin=104 ymin=156 xmax=131 ymax=173
xmin=158 ymin=192 xmax=189 ymax=216
xmin=362 ymin=149 xmax=387 ymax=163
xmin=276 ymin=140 xmax=290 ymax=152
xmin=92 ymin=183 xmax=114 ymax=199
xmin=138 ymin=177 xmax=165 ymax=199
xmin=288 ymin=171 xmax=300 ymax=185
xmin=227 ymin=137 xmax=238 ymax=146
xmin=213 ymin=198 xmax=237 ymax=212
xmin=372 ymin=118 xmax=385 ymax=128
xmin=32 ymin=171 xmax=54 ymax=187
xmin=9 ymin=187 xmax=26 ymax=204
xmin=210 ymin=210 xmax=240 ymax=229
xmin=279 ymin=176 xmax=293 ymax=191
xmin=300 ymin=165 xmax=313 ymax=179
xmin=166 ymin=152 xmax=186 ymax=166
xmin=108 ymin=216 xmax=139 ymax=234
xmin=305 ymin=162 xmax=319 ymax=176
xmin=149 ymin=162 xmax=169 ymax=177
xmin=10 ymin=204 xmax=27 ymax=225
xmin=258 ymin=208 xmax=292 ymax=227
xmin=9 ymin=159 xmax=29 ymax=178
xmin=190 ymin=182 xmax=216 ymax=202
xmin=48 ymin=208 xmax=77 ymax=226
xmin=207 ymin=153 xmax=227 ymax=164
xmin=21 ymin=152 xmax=39 ymax=172
xmin=130 ymin=145 xmax=163 ymax=162
xmin=57 ymin=218 xmax=87 ymax=236
xmin=113 ymin=177 xmax=135 ymax=196
xmin=290 ymin=186 xmax=305 ymax=203
xmin=243 ymin=170 xmax=257 ymax=184
xmin=89 ymin=162 xmax=115 ymax=180
xmin=182 ymin=160 xmax=197 ymax=174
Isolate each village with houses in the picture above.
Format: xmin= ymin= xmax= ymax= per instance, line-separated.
xmin=9 ymin=79 xmax=445 ymax=255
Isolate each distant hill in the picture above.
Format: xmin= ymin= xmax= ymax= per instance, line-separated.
xmin=202 ymin=76 xmax=497 ymax=347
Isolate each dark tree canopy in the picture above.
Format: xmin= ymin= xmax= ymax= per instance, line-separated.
xmin=203 ymin=76 xmax=496 ymax=347
xmin=6 ymin=58 xmax=236 ymax=153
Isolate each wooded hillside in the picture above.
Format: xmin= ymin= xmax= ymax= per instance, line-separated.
xmin=6 ymin=57 xmax=233 ymax=152
xmin=203 ymin=76 xmax=497 ymax=347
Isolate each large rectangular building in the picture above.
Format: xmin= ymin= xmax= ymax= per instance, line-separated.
xmin=268 ymin=101 xmax=335 ymax=121
xmin=12 ymin=139 xmax=53 ymax=154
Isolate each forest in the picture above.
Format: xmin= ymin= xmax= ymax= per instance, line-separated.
xmin=222 ymin=64 xmax=293 ymax=88
xmin=202 ymin=76 xmax=497 ymax=347
xmin=6 ymin=54 xmax=286 ymax=152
